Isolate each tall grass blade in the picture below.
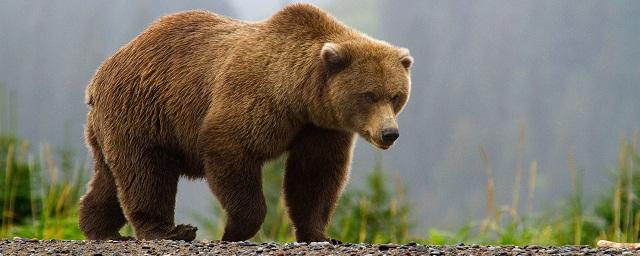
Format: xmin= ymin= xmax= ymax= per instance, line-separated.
xmin=613 ymin=142 xmax=627 ymax=241
xmin=2 ymin=144 xmax=15 ymax=236
xmin=566 ymin=151 xmax=583 ymax=245
xmin=479 ymin=145 xmax=495 ymax=234
xmin=527 ymin=161 xmax=537 ymax=215
xmin=512 ymin=124 xmax=526 ymax=215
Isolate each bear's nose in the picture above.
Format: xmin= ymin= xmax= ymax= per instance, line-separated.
xmin=381 ymin=128 xmax=399 ymax=144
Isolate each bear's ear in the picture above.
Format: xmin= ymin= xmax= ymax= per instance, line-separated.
xmin=399 ymin=48 xmax=413 ymax=69
xmin=321 ymin=42 xmax=349 ymax=72
xmin=400 ymin=55 xmax=413 ymax=69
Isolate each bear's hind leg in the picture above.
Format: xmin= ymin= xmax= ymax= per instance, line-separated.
xmin=79 ymin=126 xmax=129 ymax=240
xmin=79 ymin=158 xmax=130 ymax=240
xmin=110 ymin=147 xmax=197 ymax=241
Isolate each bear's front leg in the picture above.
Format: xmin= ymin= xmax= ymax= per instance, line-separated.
xmin=284 ymin=126 xmax=354 ymax=242
xmin=202 ymin=152 xmax=267 ymax=241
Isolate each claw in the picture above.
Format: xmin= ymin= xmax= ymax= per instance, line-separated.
xmin=165 ymin=224 xmax=198 ymax=241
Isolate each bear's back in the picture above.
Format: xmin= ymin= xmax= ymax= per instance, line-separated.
xmin=86 ymin=10 xmax=245 ymax=107
xmin=86 ymin=10 xmax=249 ymax=156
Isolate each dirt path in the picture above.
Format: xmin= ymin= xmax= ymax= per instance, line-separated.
xmin=0 ymin=238 xmax=636 ymax=255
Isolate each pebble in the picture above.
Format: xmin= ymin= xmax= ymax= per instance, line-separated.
xmin=404 ymin=242 xmax=417 ymax=247
xmin=378 ymin=243 xmax=398 ymax=251
xmin=309 ymin=241 xmax=331 ymax=247
xmin=240 ymin=241 xmax=258 ymax=246
xmin=415 ymin=245 xmax=428 ymax=252
xmin=429 ymin=249 xmax=443 ymax=255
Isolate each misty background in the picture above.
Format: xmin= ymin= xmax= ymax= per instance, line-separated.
xmin=0 ymin=0 xmax=638 ymax=235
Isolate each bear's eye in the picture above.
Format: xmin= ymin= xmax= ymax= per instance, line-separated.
xmin=362 ymin=92 xmax=378 ymax=103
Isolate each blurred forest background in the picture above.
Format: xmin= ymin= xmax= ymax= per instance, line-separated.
xmin=1 ymin=0 xmax=639 ymax=244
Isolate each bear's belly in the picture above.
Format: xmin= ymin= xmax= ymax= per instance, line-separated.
xmin=180 ymin=155 xmax=207 ymax=179
xmin=242 ymin=122 xmax=303 ymax=160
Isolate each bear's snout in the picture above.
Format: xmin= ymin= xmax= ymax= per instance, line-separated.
xmin=381 ymin=127 xmax=399 ymax=145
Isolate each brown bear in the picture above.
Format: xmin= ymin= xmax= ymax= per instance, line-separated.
xmin=79 ymin=3 xmax=413 ymax=242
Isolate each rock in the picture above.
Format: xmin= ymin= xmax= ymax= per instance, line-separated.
xmin=415 ymin=245 xmax=429 ymax=252
xmin=378 ymin=243 xmax=398 ymax=251
xmin=404 ymin=242 xmax=417 ymax=247
xmin=546 ymin=249 xmax=559 ymax=254
xmin=432 ymin=249 xmax=445 ymax=255
xmin=240 ymin=241 xmax=257 ymax=246
xmin=309 ymin=242 xmax=331 ymax=247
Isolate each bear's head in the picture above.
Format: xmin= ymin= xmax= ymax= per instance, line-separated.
xmin=320 ymin=40 xmax=413 ymax=150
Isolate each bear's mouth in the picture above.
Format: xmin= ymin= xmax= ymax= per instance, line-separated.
xmin=360 ymin=130 xmax=393 ymax=150
xmin=375 ymin=143 xmax=391 ymax=150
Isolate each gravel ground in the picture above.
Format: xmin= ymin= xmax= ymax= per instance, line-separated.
xmin=1 ymin=238 xmax=638 ymax=255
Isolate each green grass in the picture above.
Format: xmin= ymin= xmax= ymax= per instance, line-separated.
xmin=0 ymin=135 xmax=86 ymax=239
xmin=592 ymin=135 xmax=640 ymax=243
xmin=328 ymin=161 xmax=412 ymax=243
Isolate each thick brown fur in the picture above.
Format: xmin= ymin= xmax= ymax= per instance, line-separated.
xmin=79 ymin=3 xmax=412 ymax=242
